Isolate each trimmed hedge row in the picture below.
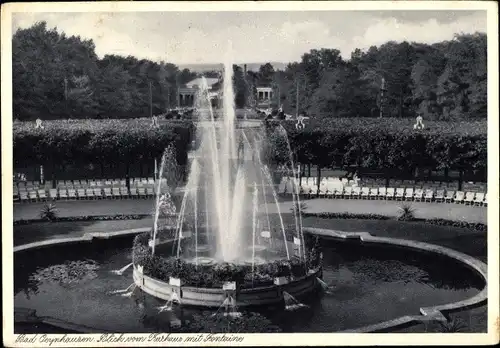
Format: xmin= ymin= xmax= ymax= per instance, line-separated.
xmin=13 ymin=119 xmax=194 ymax=167
xmin=264 ymin=118 xmax=487 ymax=179
xmin=132 ymin=232 xmax=321 ymax=288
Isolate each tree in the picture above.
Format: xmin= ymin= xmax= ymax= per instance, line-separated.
xmin=257 ymin=63 xmax=275 ymax=86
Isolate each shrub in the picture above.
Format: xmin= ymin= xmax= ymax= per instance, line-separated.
xmin=397 ymin=203 xmax=416 ymax=221
xmin=39 ymin=203 xmax=58 ymax=221
xmin=290 ymin=201 xmax=308 ymax=216
xmin=437 ymin=319 xmax=467 ymax=333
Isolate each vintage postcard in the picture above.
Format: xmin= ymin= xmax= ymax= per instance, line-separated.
xmin=2 ymin=1 xmax=499 ymax=346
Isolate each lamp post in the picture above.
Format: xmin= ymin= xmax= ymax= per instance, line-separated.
xmin=379 ymin=77 xmax=386 ymax=118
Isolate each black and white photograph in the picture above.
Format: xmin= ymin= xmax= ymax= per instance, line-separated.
xmin=2 ymin=1 xmax=498 ymax=346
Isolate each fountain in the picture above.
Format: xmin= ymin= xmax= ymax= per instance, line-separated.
xmin=127 ymin=45 xmax=322 ymax=308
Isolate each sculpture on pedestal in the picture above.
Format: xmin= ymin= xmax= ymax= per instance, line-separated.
xmin=413 ymin=115 xmax=425 ymax=130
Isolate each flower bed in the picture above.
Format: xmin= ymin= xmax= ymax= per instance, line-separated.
xmin=303 ymin=212 xmax=487 ymax=232
xmin=14 ymin=214 xmax=151 ymax=225
xmin=132 ymin=232 xmax=321 ymax=289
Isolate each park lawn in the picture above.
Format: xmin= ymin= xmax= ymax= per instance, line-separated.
xmin=13 ymin=218 xmax=152 ymax=246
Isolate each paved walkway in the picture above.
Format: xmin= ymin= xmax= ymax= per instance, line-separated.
xmin=13 ymin=197 xmax=487 ymax=223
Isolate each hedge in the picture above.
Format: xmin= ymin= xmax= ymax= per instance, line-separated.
xmin=263 ymin=118 xmax=487 ymax=183
xmin=13 ymin=119 xmax=194 ymax=168
xmin=303 ymin=212 xmax=487 ymax=232
xmin=13 ymin=214 xmax=151 ymax=225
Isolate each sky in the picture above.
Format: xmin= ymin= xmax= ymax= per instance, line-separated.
xmin=12 ymin=10 xmax=487 ymax=64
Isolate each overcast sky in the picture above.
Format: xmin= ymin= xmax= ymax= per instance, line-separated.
xmin=12 ymin=10 xmax=487 ymax=64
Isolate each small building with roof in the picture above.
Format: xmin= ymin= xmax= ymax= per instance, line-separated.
xmin=178 ymin=77 xmax=221 ymax=107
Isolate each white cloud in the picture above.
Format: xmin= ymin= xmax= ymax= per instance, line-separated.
xmin=12 ymin=11 xmax=486 ymax=64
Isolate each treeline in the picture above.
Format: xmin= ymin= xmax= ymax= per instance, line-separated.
xmin=13 ymin=21 xmax=487 ymax=120
xmin=13 ymin=22 xmax=199 ymax=120
xmin=263 ymin=33 xmax=487 ymax=120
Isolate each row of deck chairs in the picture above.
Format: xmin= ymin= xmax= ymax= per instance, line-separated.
xmin=277 ymin=177 xmax=488 ymax=206
xmin=14 ymin=177 xmax=158 ymax=203
xmin=14 ymin=187 xmax=159 ymax=203
xmin=16 ymin=177 xmax=156 ymax=190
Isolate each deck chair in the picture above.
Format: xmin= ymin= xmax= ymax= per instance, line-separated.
xmin=318 ymin=182 xmax=328 ymax=197
xmin=333 ymin=186 xmax=344 ymax=199
xmin=386 ymin=188 xmax=395 ymax=200
xmin=353 ymin=186 xmax=362 ymax=199
xmin=424 ymin=189 xmax=434 ymax=202
xmin=474 ymin=192 xmax=485 ymax=206
xmin=300 ymin=181 xmax=311 ymax=197
xmin=147 ymin=177 xmax=155 ymax=185
xmin=104 ymin=180 xmax=113 ymax=186
xmin=112 ymin=187 xmax=121 ymax=199
xmin=404 ymin=188 xmax=414 ymax=201
xmin=89 ymin=180 xmax=97 ymax=187
xmin=13 ymin=189 xmax=20 ymax=203
xmin=37 ymin=189 xmax=47 ymax=201
xmin=86 ymin=188 xmax=95 ymax=200
xmin=360 ymin=187 xmax=370 ymax=199
xmin=444 ymin=190 xmax=455 ymax=203
xmin=414 ymin=188 xmax=424 ymax=202
xmin=454 ymin=191 xmax=465 ymax=204
xmin=309 ymin=184 xmax=318 ymax=197
xmin=58 ymin=188 xmax=68 ymax=200
xmin=395 ymin=188 xmax=405 ymax=201
xmin=93 ymin=188 xmax=103 ymax=199
xmin=95 ymin=180 xmax=103 ymax=187
xmin=369 ymin=187 xmax=378 ymax=199
xmin=323 ymin=181 xmax=334 ymax=197
xmin=288 ymin=178 xmax=299 ymax=195
xmin=483 ymin=193 xmax=488 ymax=207
xmin=120 ymin=186 xmax=129 ymax=198
xmin=77 ymin=188 xmax=86 ymax=200
xmin=129 ymin=187 xmax=139 ymax=199
xmin=104 ymin=187 xmax=113 ymax=199
xmin=343 ymin=186 xmax=353 ymax=199
xmin=20 ymin=191 xmax=29 ymax=202
xmin=28 ymin=190 xmax=38 ymax=202
xmin=377 ymin=187 xmax=387 ymax=200
xmin=67 ymin=189 xmax=77 ymax=200
xmin=138 ymin=187 xmax=147 ymax=198
xmin=146 ymin=187 xmax=156 ymax=197
xmin=277 ymin=177 xmax=287 ymax=195
xmin=120 ymin=179 xmax=126 ymax=186
xmin=464 ymin=192 xmax=475 ymax=205
xmin=435 ymin=190 xmax=445 ymax=203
